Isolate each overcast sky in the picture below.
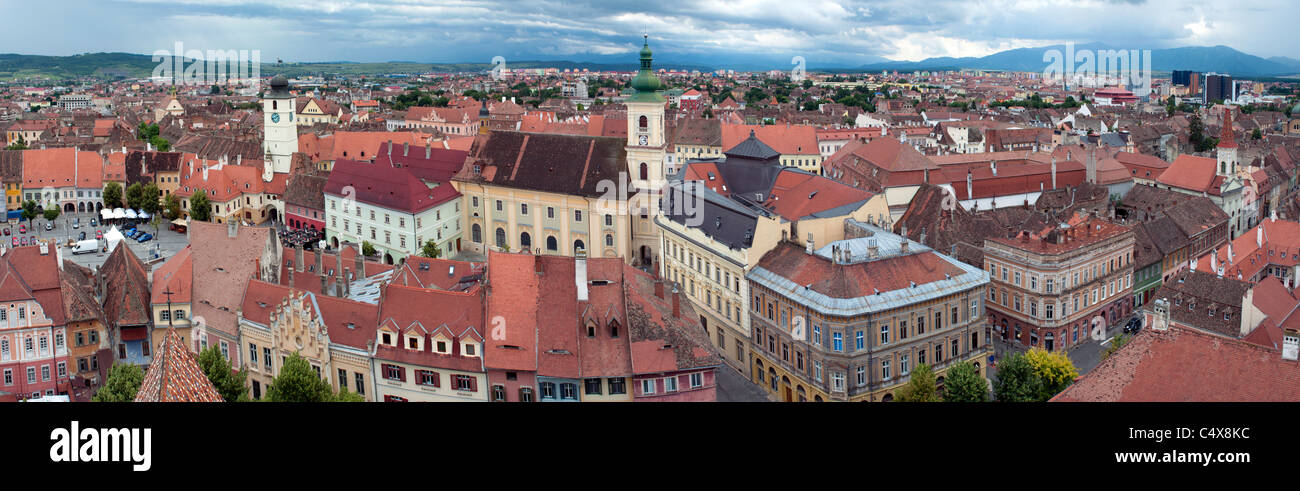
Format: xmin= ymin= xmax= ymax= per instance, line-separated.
xmin=2 ymin=0 xmax=1297 ymax=66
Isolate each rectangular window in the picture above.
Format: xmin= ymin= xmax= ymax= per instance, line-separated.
xmin=417 ymin=370 xmax=439 ymax=387
xmin=355 ymin=373 xmax=365 ymax=395
xmin=338 ymin=369 xmax=348 ymax=389
xmin=833 ymin=332 xmax=843 ymax=352
xmin=455 ymin=375 xmax=475 ymax=391
xmin=855 ymin=330 xmax=864 ymax=351
xmin=608 ymin=377 xmax=626 ymax=394
xmin=263 ymin=347 xmax=272 ymax=370
xmin=641 ymin=379 xmax=655 ymax=395
xmin=585 ymin=378 xmax=602 ymax=395
xmin=689 ymin=373 xmax=702 ymax=388
xmin=663 ymin=376 xmax=678 ymax=392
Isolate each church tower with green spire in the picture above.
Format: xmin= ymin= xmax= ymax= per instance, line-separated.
xmin=625 ymin=34 xmax=667 ymax=269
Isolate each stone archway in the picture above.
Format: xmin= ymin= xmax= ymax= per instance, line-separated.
xmin=64 ymin=203 xmax=75 ymax=213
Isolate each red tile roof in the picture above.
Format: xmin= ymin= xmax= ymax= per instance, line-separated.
xmin=1157 ymin=155 xmax=1220 ymax=194
xmin=1053 ymin=326 xmax=1300 ymax=401
xmin=761 ymin=169 xmax=874 ymax=219
xmin=134 ymin=327 xmax=224 ymax=402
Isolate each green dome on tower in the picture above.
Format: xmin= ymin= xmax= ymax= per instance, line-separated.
xmin=628 ymin=35 xmax=666 ymax=103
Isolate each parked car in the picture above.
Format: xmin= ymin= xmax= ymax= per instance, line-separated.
xmin=1123 ymin=318 xmax=1142 ymax=334
xmin=44 ymin=222 xmax=52 ymax=231
xmin=19 ymin=236 xmax=27 ymax=246
xmin=137 ymin=233 xmax=152 ymax=242
xmin=2 ymin=228 xmax=9 ymax=236
xmin=18 ymin=224 xmax=25 ymax=234
xmin=95 ymin=230 xmax=103 ymax=240
xmin=90 ymin=218 xmax=97 ymax=227
xmin=78 ymin=231 xmax=86 ymax=241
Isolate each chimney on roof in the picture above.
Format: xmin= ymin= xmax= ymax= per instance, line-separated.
xmin=671 ymin=285 xmax=681 ymax=318
xmin=806 ymin=233 xmax=815 ymax=254
xmin=990 ymin=160 xmax=997 ymax=176
xmin=295 ymin=246 xmax=304 ymax=273
xmin=403 ymin=142 xmax=409 ymax=157
xmin=655 ymin=278 xmax=664 ymax=299
xmin=575 ymin=254 xmax=589 ymax=302
xmin=1258 ymin=226 xmax=1264 ymax=248
xmin=227 ymin=219 xmax=237 ymax=238
xmin=343 ymin=268 xmax=352 ymax=296
xmin=355 ymin=244 xmax=364 ymax=277
xmin=900 ymin=239 xmax=910 ymax=254
xmin=1284 ymin=328 xmax=1299 ymax=361
xmin=425 ymin=142 xmax=431 ymax=159
xmin=387 ymin=140 xmax=393 ymax=155
xmin=1051 ymin=156 xmax=1058 ymax=189
xmin=321 ymin=274 xmax=329 ymax=297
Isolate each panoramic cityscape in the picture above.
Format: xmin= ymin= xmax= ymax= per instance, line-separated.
xmin=0 ymin=0 xmax=1298 ymax=414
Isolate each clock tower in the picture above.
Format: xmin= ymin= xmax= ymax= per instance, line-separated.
xmin=263 ymin=74 xmax=297 ymax=179
xmin=625 ymin=35 xmax=667 ymax=268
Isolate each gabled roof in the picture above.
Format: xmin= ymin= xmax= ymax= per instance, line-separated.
xmin=100 ymin=242 xmax=151 ymax=328
xmin=723 ymin=129 xmax=781 ymax=161
xmin=134 ymin=327 xmax=224 ymax=402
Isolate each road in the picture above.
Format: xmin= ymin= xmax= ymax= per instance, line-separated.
xmin=987 ymin=315 xmax=1134 ymax=391
xmin=715 ymin=365 xmax=773 ymax=402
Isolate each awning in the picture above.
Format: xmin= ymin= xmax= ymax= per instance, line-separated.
xmin=171 ymin=218 xmax=187 ymax=227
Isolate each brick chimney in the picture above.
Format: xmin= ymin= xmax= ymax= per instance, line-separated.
xmin=354 ymin=244 xmax=364 ymax=277
xmin=654 ymin=278 xmax=664 ymax=299
xmin=671 ymin=285 xmax=681 ymax=318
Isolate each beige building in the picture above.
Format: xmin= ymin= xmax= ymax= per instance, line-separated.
xmin=237 ymin=280 xmax=378 ymax=401
xmin=657 ymin=136 xmax=891 ymax=377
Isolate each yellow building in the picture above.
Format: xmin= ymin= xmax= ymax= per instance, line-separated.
xmin=295 ymin=98 xmax=342 ymax=126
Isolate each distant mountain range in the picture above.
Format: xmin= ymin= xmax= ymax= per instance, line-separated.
xmin=833 ymin=43 xmax=1300 ymax=78
xmin=3 ymin=43 xmax=1300 ymax=81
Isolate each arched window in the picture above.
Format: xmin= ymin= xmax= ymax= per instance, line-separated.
xmin=495 ymin=227 xmax=506 ymax=248
xmin=639 ymin=162 xmax=648 ymax=180
xmin=605 ymin=234 xmax=614 ymax=247
xmin=546 ymin=236 xmax=558 ymax=251
xmin=520 ymin=232 xmax=531 ymax=251
xmin=639 ymin=115 xmax=648 ymax=129
xmin=573 ymin=239 xmax=585 ymax=253
xmin=272 ymin=100 xmax=277 ymax=111
xmin=609 ymin=321 xmax=619 ymax=337
xmin=471 ymin=223 xmax=482 ymax=243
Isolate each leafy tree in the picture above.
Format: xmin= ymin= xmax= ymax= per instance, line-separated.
xmin=1102 ymin=333 xmax=1131 ymax=361
xmin=43 ymin=206 xmax=59 ymax=223
xmin=801 ymin=79 xmax=813 ymax=89
xmin=4 ymin=136 xmax=26 ymax=150
xmin=802 ymin=100 xmax=820 ymax=111
xmin=149 ymin=135 xmax=170 ymax=152
xmin=20 ymin=200 xmax=37 ymax=225
xmin=334 ymin=387 xmax=365 ymax=402
xmin=420 ymin=239 xmax=442 ymax=259
xmin=93 ymin=362 xmax=145 ymax=402
xmin=1024 ymin=347 xmax=1078 ymax=400
xmin=266 ymin=352 xmax=360 ymax=402
xmin=896 ymin=363 xmax=939 ymax=402
xmin=210 ymin=84 xmax=221 ymax=95
xmin=362 ymin=241 xmax=376 ymax=257
xmin=163 ymin=194 xmax=182 ymax=220
xmin=102 ymin=182 xmax=123 ymax=209
xmin=992 ymin=352 xmax=1045 ymax=402
xmin=1252 ymin=128 xmax=1263 ymax=140
xmin=190 ymin=190 xmax=211 ymax=222
xmin=943 ymin=361 xmax=988 ymax=402
xmin=197 ymin=345 xmax=250 ymax=402
xmin=141 ymin=184 xmax=162 ymax=232
xmin=125 ymin=182 xmax=144 ymax=210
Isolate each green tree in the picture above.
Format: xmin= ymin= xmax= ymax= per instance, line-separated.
xmin=420 ymin=239 xmax=442 ymax=259
xmin=102 ymin=182 xmax=123 ymax=209
xmin=43 ymin=206 xmax=59 ymax=224
xmin=896 ymin=363 xmax=939 ymax=402
xmin=1102 ymin=333 xmax=1131 ymax=361
xmin=125 ymin=182 xmax=144 ymax=210
xmin=1252 ymin=128 xmax=1263 ymax=140
xmin=163 ymin=193 xmax=182 ymax=220
xmin=197 ymin=345 xmax=250 ymax=402
xmin=992 ymin=352 xmax=1045 ymax=402
xmin=4 ymin=135 xmax=26 ymax=150
xmin=362 ymin=241 xmax=376 ymax=257
xmin=93 ymin=362 xmax=145 ymax=402
xmin=190 ymin=190 xmax=211 ymax=222
xmin=1024 ymin=347 xmax=1078 ymax=400
xmin=943 ymin=361 xmax=988 ymax=402
xmin=20 ymin=199 xmax=37 ymax=225
xmin=266 ymin=352 xmax=360 ymax=402
xmin=141 ymin=183 xmax=162 ymax=232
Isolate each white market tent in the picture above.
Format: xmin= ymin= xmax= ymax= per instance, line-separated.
xmin=99 ymin=208 xmax=112 ymax=220
xmin=124 ymin=209 xmax=138 ymax=219
xmin=138 ymin=210 xmax=150 ymax=219
xmin=104 ymin=226 xmax=125 ymax=252
xmin=111 ymin=208 xmax=126 ymax=219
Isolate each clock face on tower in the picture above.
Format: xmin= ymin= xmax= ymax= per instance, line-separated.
xmin=639 ymin=135 xmax=648 ymax=146
xmin=271 ymin=113 xmax=280 ymax=123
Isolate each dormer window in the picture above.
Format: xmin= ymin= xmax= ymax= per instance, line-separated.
xmin=407 ymin=336 xmax=419 ymax=350
xmin=436 ymin=340 xmax=448 ymax=353
xmin=464 ymin=343 xmax=476 ymax=356
xmin=381 ymin=332 xmax=392 ymax=345
xmin=610 ymin=322 xmax=619 ymax=338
